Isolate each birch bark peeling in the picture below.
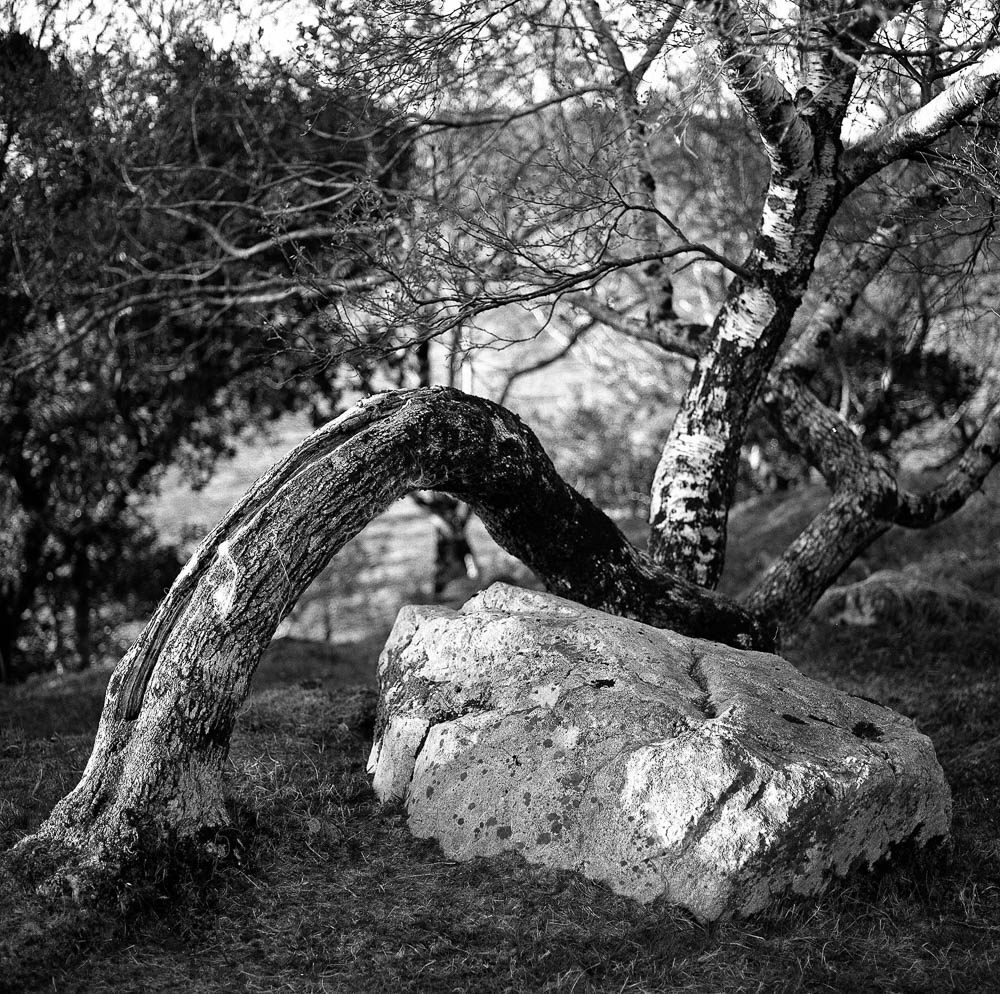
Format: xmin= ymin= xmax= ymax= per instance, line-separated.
xmin=6 ymin=388 xmax=773 ymax=895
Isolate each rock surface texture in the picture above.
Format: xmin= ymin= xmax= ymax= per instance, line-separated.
xmin=367 ymin=584 xmax=951 ymax=920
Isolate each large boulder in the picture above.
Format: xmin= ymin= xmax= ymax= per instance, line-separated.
xmin=367 ymin=584 xmax=951 ymax=920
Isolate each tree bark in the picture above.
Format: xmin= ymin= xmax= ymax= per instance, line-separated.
xmin=5 ymin=387 xmax=773 ymax=896
xmin=741 ymin=181 xmax=995 ymax=630
xmin=647 ymin=187 xmax=838 ymax=588
xmin=647 ymin=0 xmax=860 ymax=588
xmin=644 ymin=1 xmax=987 ymax=592
xmin=744 ymin=373 xmax=899 ymax=630
xmin=746 ymin=376 xmax=1000 ymax=630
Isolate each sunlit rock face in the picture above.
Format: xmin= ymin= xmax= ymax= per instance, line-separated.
xmin=368 ymin=584 xmax=951 ymax=921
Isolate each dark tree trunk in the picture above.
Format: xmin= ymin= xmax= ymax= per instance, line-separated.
xmin=411 ymin=491 xmax=478 ymax=596
xmin=432 ymin=510 xmax=475 ymax=596
xmin=4 ymin=387 xmax=773 ymax=897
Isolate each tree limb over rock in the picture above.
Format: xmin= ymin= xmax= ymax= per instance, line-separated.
xmin=6 ymin=387 xmax=772 ymax=896
xmin=115 ymin=386 xmax=773 ymax=722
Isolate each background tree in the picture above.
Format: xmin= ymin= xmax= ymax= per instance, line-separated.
xmin=0 ymin=28 xmax=409 ymax=678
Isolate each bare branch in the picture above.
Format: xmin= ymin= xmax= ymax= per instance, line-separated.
xmin=12 ymin=271 xmax=391 ymax=378
xmin=566 ymin=293 xmax=707 ymax=360
xmin=633 ymin=8 xmax=683 ymax=84
xmin=496 ymin=318 xmax=594 ymax=406
xmin=406 ymin=243 xmax=748 ymax=328
xmin=157 ymin=207 xmax=376 ymax=262
xmin=896 ymin=395 xmax=1000 ymax=527
xmin=781 ymin=183 xmax=948 ymax=376
xmin=580 ymin=0 xmax=631 ymax=83
xmin=421 ymin=87 xmax=608 ymax=132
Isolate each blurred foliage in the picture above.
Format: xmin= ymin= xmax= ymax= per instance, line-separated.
xmin=532 ymin=392 xmax=674 ymax=516
xmin=0 ymin=31 xmax=409 ymax=679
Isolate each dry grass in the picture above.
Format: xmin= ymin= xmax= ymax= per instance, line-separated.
xmin=3 ymin=480 xmax=1000 ymax=992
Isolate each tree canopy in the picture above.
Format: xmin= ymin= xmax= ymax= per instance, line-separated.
xmin=0 ymin=26 xmax=410 ymax=677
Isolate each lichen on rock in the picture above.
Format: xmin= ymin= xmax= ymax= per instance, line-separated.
xmin=368 ymin=583 xmax=951 ymax=920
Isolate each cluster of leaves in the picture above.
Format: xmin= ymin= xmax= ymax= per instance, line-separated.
xmin=0 ymin=31 xmax=410 ymax=678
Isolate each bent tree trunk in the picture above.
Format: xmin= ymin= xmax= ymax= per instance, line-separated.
xmin=6 ymin=387 xmax=772 ymax=896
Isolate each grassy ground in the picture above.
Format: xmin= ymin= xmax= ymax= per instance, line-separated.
xmin=3 ymin=476 xmax=1000 ymax=992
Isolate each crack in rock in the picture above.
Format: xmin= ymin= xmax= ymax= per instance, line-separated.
xmin=680 ymin=766 xmax=758 ymax=851
xmin=687 ymin=647 xmax=717 ymax=719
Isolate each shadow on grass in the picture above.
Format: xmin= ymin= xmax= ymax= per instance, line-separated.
xmin=5 ymin=634 xmax=1000 ymax=993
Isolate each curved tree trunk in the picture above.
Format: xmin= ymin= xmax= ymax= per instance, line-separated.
xmin=5 ymin=387 xmax=773 ymax=897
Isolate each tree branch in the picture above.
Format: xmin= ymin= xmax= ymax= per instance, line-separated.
xmin=693 ymin=0 xmax=813 ymax=175
xmin=743 ymin=373 xmax=898 ymax=629
xmin=566 ymin=292 xmax=708 ymax=360
xmin=112 ymin=387 xmax=775 ymax=722
xmin=842 ymin=50 xmax=1000 ymax=189
xmin=421 ymin=87 xmax=608 ymax=132
xmin=896 ymin=395 xmax=1000 ymax=526
xmin=634 ymin=8 xmax=683 ymax=84
xmin=496 ymin=319 xmax=594 ymax=406
xmin=580 ymin=1 xmax=699 ymax=342
xmin=780 ymin=184 xmax=948 ymax=376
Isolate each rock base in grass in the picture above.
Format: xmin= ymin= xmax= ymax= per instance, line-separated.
xmin=368 ymin=584 xmax=951 ymax=920
xmin=814 ymin=567 xmax=999 ymax=627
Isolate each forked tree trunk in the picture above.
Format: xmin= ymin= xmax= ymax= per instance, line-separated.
xmin=5 ymin=387 xmax=772 ymax=897
xmin=744 ymin=373 xmax=1000 ymax=630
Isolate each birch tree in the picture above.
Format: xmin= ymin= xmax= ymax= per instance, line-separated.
xmin=310 ymin=0 xmax=1000 ymax=597
xmin=7 ymin=0 xmax=1000 ymax=896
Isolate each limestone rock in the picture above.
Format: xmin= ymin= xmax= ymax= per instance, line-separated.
xmin=814 ymin=568 xmax=999 ymax=627
xmin=367 ymin=584 xmax=951 ymax=920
